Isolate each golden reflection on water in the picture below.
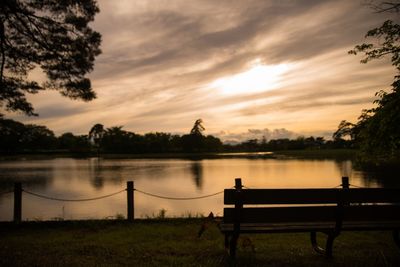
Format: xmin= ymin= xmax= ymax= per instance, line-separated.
xmin=0 ymin=158 xmax=385 ymax=221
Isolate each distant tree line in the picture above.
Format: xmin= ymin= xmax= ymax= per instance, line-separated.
xmin=0 ymin=117 xmax=352 ymax=155
xmin=224 ymin=136 xmax=351 ymax=152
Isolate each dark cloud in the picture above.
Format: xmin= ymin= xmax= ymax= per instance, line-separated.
xmin=92 ymin=0 xmax=328 ymax=80
xmin=33 ymin=105 xmax=87 ymax=119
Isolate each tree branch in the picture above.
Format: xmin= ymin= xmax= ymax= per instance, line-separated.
xmin=0 ymin=19 xmax=5 ymax=89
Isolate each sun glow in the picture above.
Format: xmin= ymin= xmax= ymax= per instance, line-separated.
xmin=210 ymin=61 xmax=291 ymax=95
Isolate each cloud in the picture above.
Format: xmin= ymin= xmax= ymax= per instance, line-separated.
xmin=5 ymin=0 xmax=398 ymax=137
xmin=214 ymin=128 xmax=301 ymax=144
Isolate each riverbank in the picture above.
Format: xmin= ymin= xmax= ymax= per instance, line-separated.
xmin=1 ymin=219 xmax=399 ymax=266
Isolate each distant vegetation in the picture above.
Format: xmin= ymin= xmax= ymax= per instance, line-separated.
xmin=0 ymin=117 xmax=352 ymax=155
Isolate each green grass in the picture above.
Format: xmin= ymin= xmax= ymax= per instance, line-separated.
xmin=0 ymin=219 xmax=399 ymax=266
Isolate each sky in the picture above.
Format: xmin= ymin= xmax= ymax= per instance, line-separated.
xmin=7 ymin=0 xmax=400 ymax=143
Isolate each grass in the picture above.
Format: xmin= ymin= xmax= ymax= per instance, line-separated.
xmin=0 ymin=219 xmax=399 ymax=266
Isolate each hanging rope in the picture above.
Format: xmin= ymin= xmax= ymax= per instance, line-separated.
xmin=22 ymin=188 xmax=126 ymax=202
xmin=134 ymin=188 xmax=224 ymax=200
xmin=349 ymin=183 xmax=364 ymax=188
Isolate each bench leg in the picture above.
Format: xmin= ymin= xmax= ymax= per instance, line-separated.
xmin=325 ymin=233 xmax=335 ymax=258
xmin=310 ymin=231 xmax=325 ymax=254
xmin=310 ymin=231 xmax=336 ymax=257
xmin=225 ymin=234 xmax=230 ymax=250
xmin=393 ymin=230 xmax=400 ymax=248
xmin=229 ymin=233 xmax=239 ymax=258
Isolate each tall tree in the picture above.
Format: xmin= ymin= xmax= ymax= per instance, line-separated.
xmin=0 ymin=0 xmax=101 ymax=115
xmin=332 ymin=120 xmax=355 ymax=141
xmin=348 ymin=1 xmax=400 ymax=162
xmin=88 ymin=123 xmax=104 ymax=147
xmin=190 ymin=119 xmax=205 ymax=136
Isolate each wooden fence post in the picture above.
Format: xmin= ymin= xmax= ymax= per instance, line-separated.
xmin=341 ymin=177 xmax=349 ymax=189
xmin=231 ymin=178 xmax=243 ymax=257
xmin=235 ymin=178 xmax=242 ymax=190
xmin=14 ymin=182 xmax=22 ymax=223
xmin=127 ymin=181 xmax=134 ymax=222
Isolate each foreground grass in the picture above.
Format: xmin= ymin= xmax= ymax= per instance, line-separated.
xmin=0 ymin=219 xmax=399 ymax=266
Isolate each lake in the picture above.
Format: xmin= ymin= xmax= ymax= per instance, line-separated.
xmin=0 ymin=156 xmax=396 ymax=221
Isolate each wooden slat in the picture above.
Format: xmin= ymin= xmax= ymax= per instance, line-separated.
xmin=342 ymin=205 xmax=400 ymax=221
xmin=224 ymin=189 xmax=340 ymax=204
xmin=342 ymin=188 xmax=400 ymax=203
xmin=220 ymin=222 xmax=335 ymax=233
xmin=224 ymin=188 xmax=400 ymax=205
xmin=220 ymin=221 xmax=400 ymax=233
xmin=341 ymin=221 xmax=400 ymax=230
xmin=223 ymin=206 xmax=338 ymax=223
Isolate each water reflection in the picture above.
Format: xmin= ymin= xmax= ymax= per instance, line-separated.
xmin=0 ymin=163 xmax=53 ymax=191
xmin=334 ymin=160 xmax=353 ymax=178
xmin=0 ymin=157 xmax=399 ymax=221
xmin=358 ymin=170 xmax=400 ymax=188
xmin=190 ymin=161 xmax=203 ymax=189
xmin=87 ymin=158 xmax=125 ymax=189
xmin=88 ymin=157 xmax=103 ymax=189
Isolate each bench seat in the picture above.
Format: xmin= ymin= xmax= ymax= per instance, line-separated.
xmin=220 ymin=221 xmax=400 ymax=233
xmin=220 ymin=222 xmax=336 ymax=233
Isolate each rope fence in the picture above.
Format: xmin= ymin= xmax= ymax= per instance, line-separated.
xmin=134 ymin=188 xmax=225 ymax=200
xmin=349 ymin=183 xmax=364 ymax=188
xmin=4 ymin=176 xmax=363 ymax=223
xmin=7 ymin=181 xmax=230 ymax=223
xmin=22 ymin=188 xmax=127 ymax=202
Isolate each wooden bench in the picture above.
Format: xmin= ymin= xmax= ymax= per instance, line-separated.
xmin=220 ymin=177 xmax=400 ymax=258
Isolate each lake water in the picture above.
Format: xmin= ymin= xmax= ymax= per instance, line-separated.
xmin=0 ymin=157 xmax=396 ymax=221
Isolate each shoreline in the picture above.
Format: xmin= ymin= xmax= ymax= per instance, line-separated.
xmin=0 ymin=149 xmax=357 ymax=161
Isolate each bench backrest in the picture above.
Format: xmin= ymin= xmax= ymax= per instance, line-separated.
xmin=224 ymin=188 xmax=400 ymax=205
xmin=223 ymin=179 xmax=400 ymax=224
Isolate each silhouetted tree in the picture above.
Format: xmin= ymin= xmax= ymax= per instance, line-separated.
xmin=144 ymin=132 xmax=173 ymax=153
xmin=333 ymin=120 xmax=355 ymax=141
xmin=101 ymin=126 xmax=138 ymax=153
xmin=21 ymin=124 xmax=57 ymax=150
xmin=348 ymin=1 xmax=400 ymax=162
xmin=367 ymin=1 xmax=400 ymax=13
xmin=0 ymin=117 xmax=25 ymax=152
xmin=182 ymin=119 xmax=208 ymax=152
xmin=58 ymin=132 xmax=78 ymax=150
xmin=0 ymin=117 xmax=58 ymax=152
xmin=190 ymin=119 xmax=205 ymax=136
xmin=88 ymin=123 xmax=104 ymax=153
xmin=0 ymin=0 xmax=101 ymax=115
xmin=73 ymin=134 xmax=91 ymax=153
xmin=204 ymin=135 xmax=223 ymax=152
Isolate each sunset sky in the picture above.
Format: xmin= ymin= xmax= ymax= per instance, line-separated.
xmin=8 ymin=0 xmax=400 ymax=142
